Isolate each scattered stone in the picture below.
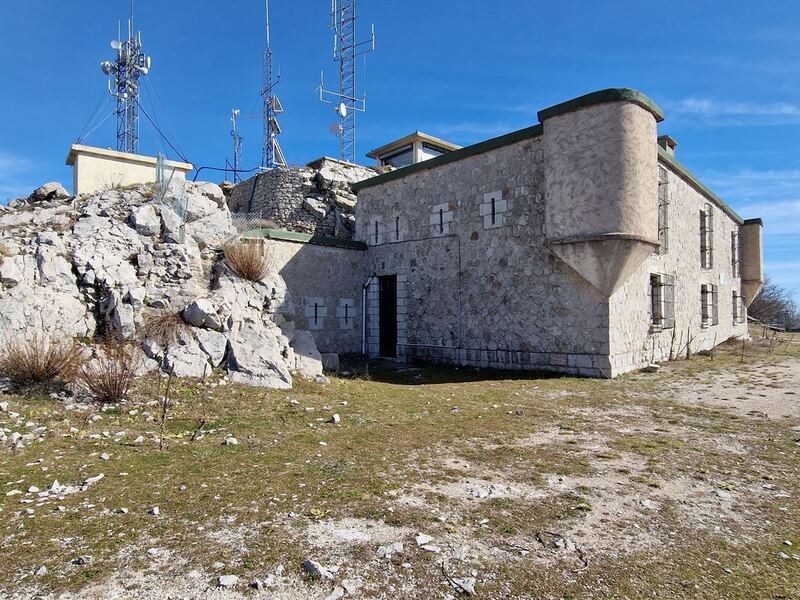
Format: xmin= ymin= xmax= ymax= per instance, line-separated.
xmin=100 ymin=453 xmax=111 ymax=461
xmin=377 ymin=542 xmax=404 ymax=558
xmin=328 ymin=413 xmax=341 ymax=424
xmin=70 ymin=556 xmax=92 ymax=566
xmin=223 ymin=437 xmax=239 ymax=446
xmin=0 ymin=402 xmax=8 ymax=412
xmin=415 ymin=533 xmax=434 ymax=546
xmin=324 ymin=587 xmax=345 ymax=600
xmin=342 ymin=578 xmax=363 ymax=594
xmin=450 ymin=576 xmax=477 ymax=596
xmin=27 ymin=485 xmax=40 ymax=493
xmin=421 ymin=544 xmax=441 ymax=553
xmin=218 ymin=575 xmax=239 ymax=588
xmin=302 ymin=559 xmax=334 ymax=581
xmin=34 ymin=565 xmax=48 ymax=576
xmin=187 ymin=570 xmax=202 ymax=579
xmin=149 ymin=506 xmax=160 ymax=515
xmin=643 ymin=364 xmax=660 ymax=373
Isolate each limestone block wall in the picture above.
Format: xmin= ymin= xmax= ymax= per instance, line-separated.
xmin=357 ymin=137 xmax=611 ymax=376
xmin=262 ymin=238 xmax=364 ymax=354
xmin=609 ymin=158 xmax=748 ymax=375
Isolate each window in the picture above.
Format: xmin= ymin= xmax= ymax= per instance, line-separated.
xmin=490 ymin=197 xmax=496 ymax=225
xmin=379 ymin=145 xmax=413 ymax=168
xmin=700 ymin=203 xmax=714 ymax=269
xmin=731 ymin=230 xmax=741 ymax=278
xmin=374 ymin=221 xmax=379 ymax=245
xmin=421 ymin=142 xmax=448 ymax=160
xmin=657 ymin=167 xmax=669 ymax=254
xmin=650 ymin=273 xmax=675 ymax=329
xmin=395 ymin=216 xmax=400 ymax=240
xmin=732 ymin=292 xmax=746 ymax=324
xmin=701 ymin=283 xmax=719 ymax=327
xmin=439 ymin=208 xmax=444 ymax=234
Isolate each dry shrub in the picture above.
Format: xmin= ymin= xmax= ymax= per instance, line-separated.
xmin=223 ymin=240 xmax=270 ymax=282
xmin=0 ymin=334 xmax=83 ymax=385
xmin=76 ymin=341 xmax=142 ymax=403
xmin=141 ymin=311 xmax=188 ymax=345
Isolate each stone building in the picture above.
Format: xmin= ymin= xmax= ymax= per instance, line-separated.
xmin=350 ymin=88 xmax=764 ymax=377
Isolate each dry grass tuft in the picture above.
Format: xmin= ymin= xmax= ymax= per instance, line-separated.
xmin=76 ymin=340 xmax=142 ymax=403
xmin=0 ymin=334 xmax=84 ymax=385
xmin=141 ymin=311 xmax=188 ymax=346
xmin=223 ymin=240 xmax=270 ymax=282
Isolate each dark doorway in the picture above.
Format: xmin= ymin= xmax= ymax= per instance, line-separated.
xmin=378 ymin=275 xmax=398 ymax=358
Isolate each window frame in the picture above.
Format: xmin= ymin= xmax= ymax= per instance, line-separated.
xmin=700 ymin=203 xmax=714 ymax=269
xmin=657 ymin=167 xmax=669 ymax=255
xmin=650 ymin=273 xmax=675 ymax=330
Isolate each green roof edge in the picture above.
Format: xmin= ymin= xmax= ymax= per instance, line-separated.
xmin=743 ymin=218 xmax=763 ymax=226
xmin=241 ymin=228 xmax=367 ymax=250
xmin=351 ymin=123 xmax=544 ymax=192
xmin=657 ymin=147 xmax=744 ymax=225
xmin=537 ymin=88 xmax=664 ymax=123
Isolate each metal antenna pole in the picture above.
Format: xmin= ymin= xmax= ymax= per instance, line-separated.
xmin=318 ymin=0 xmax=375 ymax=164
xmin=231 ymin=109 xmax=243 ymax=183
xmin=261 ymin=0 xmax=285 ymax=169
xmin=101 ymin=0 xmax=151 ymax=154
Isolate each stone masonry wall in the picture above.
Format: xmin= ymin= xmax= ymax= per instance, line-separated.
xmin=357 ymin=137 xmax=612 ymax=377
xmin=263 ymin=238 xmax=364 ymax=354
xmin=609 ymin=161 xmax=748 ymax=374
xmin=226 ymin=160 xmax=377 ymax=240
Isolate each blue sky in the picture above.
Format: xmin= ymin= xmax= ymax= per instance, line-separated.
xmin=0 ymin=1 xmax=798 ymax=300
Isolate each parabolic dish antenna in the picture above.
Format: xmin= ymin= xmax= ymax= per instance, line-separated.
xmin=329 ymin=122 xmax=343 ymax=136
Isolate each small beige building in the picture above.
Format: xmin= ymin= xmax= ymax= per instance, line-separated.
xmin=66 ymin=144 xmax=193 ymax=196
xmin=350 ymin=88 xmax=764 ymax=377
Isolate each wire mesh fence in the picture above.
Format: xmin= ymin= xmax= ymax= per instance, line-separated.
xmin=230 ymin=211 xmax=265 ymax=235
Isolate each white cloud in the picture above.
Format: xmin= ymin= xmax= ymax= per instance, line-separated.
xmin=0 ymin=151 xmax=37 ymax=202
xmin=669 ymin=98 xmax=800 ymax=117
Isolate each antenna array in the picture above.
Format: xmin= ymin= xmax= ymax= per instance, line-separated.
xmin=230 ymin=109 xmax=243 ymax=182
xmin=262 ymin=0 xmax=286 ymax=169
xmin=100 ymin=1 xmax=152 ymax=155
xmin=318 ymin=0 xmax=375 ymax=164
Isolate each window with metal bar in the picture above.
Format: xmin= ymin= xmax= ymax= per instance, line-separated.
xmin=657 ymin=167 xmax=669 ymax=254
xmin=650 ymin=273 xmax=675 ymax=329
xmin=700 ymin=203 xmax=714 ymax=269
xmin=731 ymin=230 xmax=741 ymax=278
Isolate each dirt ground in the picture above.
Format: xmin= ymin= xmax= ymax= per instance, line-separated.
xmin=2 ymin=338 xmax=799 ymax=599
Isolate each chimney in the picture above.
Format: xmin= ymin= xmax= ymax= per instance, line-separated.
xmin=657 ymin=135 xmax=677 ymax=157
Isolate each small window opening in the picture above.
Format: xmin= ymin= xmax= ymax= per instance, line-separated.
xmin=395 ymin=216 xmax=400 ymax=240
xmin=344 ymin=303 xmax=350 ymax=325
xmin=439 ymin=208 xmax=444 ymax=234
xmin=374 ymin=221 xmax=379 ymax=245
xmin=314 ymin=302 xmax=319 ymax=326
xmin=490 ymin=197 xmax=496 ymax=225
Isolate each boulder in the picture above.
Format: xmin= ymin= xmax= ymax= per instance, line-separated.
xmin=226 ymin=323 xmax=292 ymax=389
xmin=303 ymin=197 xmax=328 ymax=219
xmin=130 ymin=205 xmax=160 ymax=236
xmin=163 ymin=338 xmax=211 ymax=378
xmin=290 ymin=330 xmax=324 ymax=379
xmin=194 ymin=329 xmax=228 ymax=367
xmin=183 ymin=298 xmax=223 ymax=330
xmin=31 ymin=182 xmax=69 ymax=202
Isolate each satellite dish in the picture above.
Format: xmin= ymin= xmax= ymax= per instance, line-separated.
xmin=145 ymin=56 xmax=152 ymax=69
xmin=100 ymin=61 xmax=116 ymax=75
xmin=329 ymin=122 xmax=342 ymax=136
xmin=138 ymin=66 xmax=149 ymax=75
xmin=337 ymin=102 xmax=347 ymax=118
xmin=233 ymin=109 xmax=241 ymax=118
xmin=111 ymin=40 xmax=122 ymax=50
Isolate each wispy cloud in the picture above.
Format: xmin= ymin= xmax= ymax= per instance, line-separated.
xmin=664 ymin=98 xmax=800 ymax=126
xmin=702 ymin=169 xmax=800 ymax=202
xmin=431 ymin=122 xmax=517 ymax=140
xmin=0 ymin=151 xmax=38 ymax=203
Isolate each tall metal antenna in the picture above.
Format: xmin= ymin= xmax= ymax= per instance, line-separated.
xmin=100 ymin=0 xmax=151 ymax=154
xmin=318 ymin=0 xmax=375 ymax=164
xmin=261 ymin=0 xmax=286 ymax=169
xmin=230 ymin=109 xmax=243 ymax=183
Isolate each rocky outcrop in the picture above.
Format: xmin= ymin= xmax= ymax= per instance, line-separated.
xmin=226 ymin=158 xmax=379 ymax=239
xmin=0 ymin=180 xmax=325 ymax=388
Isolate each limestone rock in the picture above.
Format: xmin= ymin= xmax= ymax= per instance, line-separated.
xmin=163 ymin=338 xmax=211 ymax=378
xmin=303 ymin=197 xmax=328 ymax=219
xmin=290 ymin=330 xmax=324 ymax=379
xmin=31 ymin=182 xmax=69 ymax=202
xmin=131 ymin=204 xmax=160 ymax=236
xmin=194 ymin=329 xmax=228 ymax=367
xmin=226 ymin=323 xmax=292 ymax=389
xmin=183 ymin=298 xmax=223 ymax=330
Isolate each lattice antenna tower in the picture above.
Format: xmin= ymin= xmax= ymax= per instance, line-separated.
xmin=231 ymin=109 xmax=243 ymax=182
xmin=317 ymin=0 xmax=375 ymax=164
xmin=262 ymin=0 xmax=286 ymax=169
xmin=100 ymin=0 xmax=152 ymax=154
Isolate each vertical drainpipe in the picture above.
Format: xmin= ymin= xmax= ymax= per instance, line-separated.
xmin=361 ymin=274 xmax=376 ymax=355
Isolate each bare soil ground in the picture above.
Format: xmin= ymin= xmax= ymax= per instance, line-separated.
xmin=1 ymin=336 xmax=799 ymax=599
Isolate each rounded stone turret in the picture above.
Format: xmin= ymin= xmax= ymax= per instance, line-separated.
xmin=540 ymin=89 xmax=663 ymax=296
xmin=741 ymin=218 xmax=764 ymax=306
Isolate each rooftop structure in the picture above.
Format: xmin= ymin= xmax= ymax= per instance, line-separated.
xmin=366 ymin=131 xmax=461 ymax=168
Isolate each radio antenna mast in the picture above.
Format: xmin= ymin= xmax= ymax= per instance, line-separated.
xmin=100 ymin=0 xmax=151 ymax=154
xmin=261 ymin=0 xmax=286 ymax=169
xmin=230 ymin=109 xmax=243 ymax=182
xmin=318 ymin=0 xmax=375 ymax=164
